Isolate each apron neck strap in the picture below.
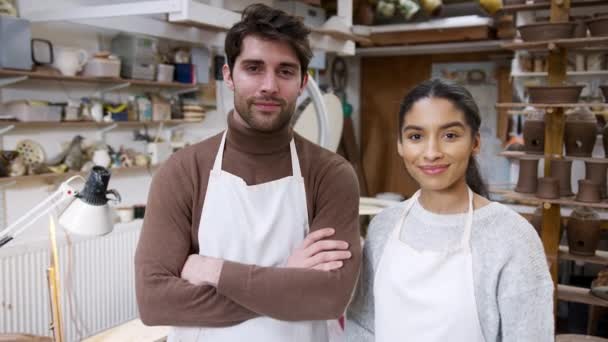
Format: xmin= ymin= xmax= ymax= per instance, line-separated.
xmin=395 ymin=187 xmax=475 ymax=250
xmin=213 ymin=130 xmax=302 ymax=178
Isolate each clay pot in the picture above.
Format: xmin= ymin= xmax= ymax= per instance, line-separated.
xmin=530 ymin=206 xmax=565 ymax=238
xmin=537 ymin=177 xmax=560 ymax=199
xmin=572 ymin=16 xmax=589 ymax=38
xmin=585 ymin=161 xmax=608 ymax=198
xmin=518 ymin=22 xmax=576 ymax=42
xmin=550 ymin=159 xmax=574 ymax=197
xmin=566 ymin=207 xmax=601 ymax=256
xmin=527 ymin=85 xmax=585 ymax=104
xmin=564 ymin=121 xmax=597 ymax=157
xmin=523 ymin=120 xmax=545 ymax=154
xmin=587 ymin=16 xmax=608 ymax=37
xmin=576 ymin=179 xmax=602 ymax=203
xmin=515 ymin=158 xmax=540 ymax=194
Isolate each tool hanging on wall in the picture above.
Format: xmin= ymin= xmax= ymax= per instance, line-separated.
xmin=331 ymin=57 xmax=369 ymax=196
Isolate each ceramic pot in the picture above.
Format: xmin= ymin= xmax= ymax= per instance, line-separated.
xmin=550 ymin=159 xmax=574 ymax=197
xmin=585 ymin=161 xmax=608 ymax=198
xmin=515 ymin=158 xmax=539 ymax=193
xmin=537 ymin=177 xmax=560 ymax=199
xmin=518 ymin=22 xmax=576 ymax=42
xmin=523 ymin=120 xmax=545 ymax=154
xmin=576 ymin=179 xmax=602 ymax=203
xmin=565 ymin=121 xmax=597 ymax=157
xmin=566 ymin=208 xmax=601 ymax=256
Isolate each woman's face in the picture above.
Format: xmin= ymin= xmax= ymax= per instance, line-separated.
xmin=397 ymin=97 xmax=480 ymax=193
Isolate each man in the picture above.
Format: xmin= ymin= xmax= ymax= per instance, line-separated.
xmin=134 ymin=4 xmax=361 ymax=341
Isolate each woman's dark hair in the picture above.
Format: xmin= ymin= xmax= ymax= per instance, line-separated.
xmin=224 ymin=4 xmax=312 ymax=84
xmin=398 ymin=78 xmax=489 ymax=197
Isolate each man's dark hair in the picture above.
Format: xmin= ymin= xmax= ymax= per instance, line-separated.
xmin=224 ymin=3 xmax=313 ymax=83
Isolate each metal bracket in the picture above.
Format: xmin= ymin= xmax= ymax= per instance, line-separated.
xmin=96 ymin=123 xmax=119 ymax=142
xmin=95 ymin=82 xmax=131 ymax=97
xmin=0 ymin=76 xmax=28 ymax=88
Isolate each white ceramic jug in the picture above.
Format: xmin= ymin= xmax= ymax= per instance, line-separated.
xmin=53 ymin=47 xmax=88 ymax=76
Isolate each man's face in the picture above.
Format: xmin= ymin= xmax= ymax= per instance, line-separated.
xmin=223 ymin=35 xmax=308 ymax=132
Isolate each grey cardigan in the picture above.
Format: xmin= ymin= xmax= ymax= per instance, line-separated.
xmin=345 ymin=200 xmax=554 ymax=342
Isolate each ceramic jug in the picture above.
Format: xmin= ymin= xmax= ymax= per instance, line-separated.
xmin=53 ymin=47 xmax=88 ymax=76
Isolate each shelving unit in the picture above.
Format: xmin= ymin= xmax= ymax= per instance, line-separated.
xmin=511 ymin=71 xmax=608 ymax=78
xmin=0 ymin=69 xmax=199 ymax=90
xmin=0 ymin=164 xmax=159 ymax=185
xmin=559 ymin=246 xmax=608 ymax=266
xmin=499 ymin=0 xmax=608 ymax=14
xmin=558 ymin=285 xmax=608 ymax=308
xmin=0 ymin=119 xmax=203 ymax=130
xmin=499 ymin=151 xmax=608 ymax=163
xmin=19 ymin=0 xmax=358 ymax=55
xmin=502 ymin=37 xmax=608 ymax=52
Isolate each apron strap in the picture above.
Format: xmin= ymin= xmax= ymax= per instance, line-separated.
xmin=212 ymin=131 xmax=228 ymax=171
xmin=459 ymin=187 xmax=475 ymax=249
xmin=289 ymin=139 xmax=302 ymax=178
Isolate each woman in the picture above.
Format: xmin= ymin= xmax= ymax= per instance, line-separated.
xmin=346 ymin=79 xmax=554 ymax=342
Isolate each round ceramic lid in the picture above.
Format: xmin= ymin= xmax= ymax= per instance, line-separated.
xmin=15 ymin=139 xmax=46 ymax=166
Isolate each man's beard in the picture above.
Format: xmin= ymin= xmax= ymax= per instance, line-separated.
xmin=233 ymin=94 xmax=296 ymax=133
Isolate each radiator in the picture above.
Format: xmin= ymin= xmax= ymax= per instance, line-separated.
xmin=0 ymin=224 xmax=141 ymax=341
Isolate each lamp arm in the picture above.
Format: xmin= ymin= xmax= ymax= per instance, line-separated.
xmin=0 ymin=176 xmax=83 ymax=248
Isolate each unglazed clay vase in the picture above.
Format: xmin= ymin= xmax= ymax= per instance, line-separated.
xmin=537 ymin=177 xmax=560 ymax=199
xmin=566 ymin=207 xmax=601 ymax=256
xmin=550 ymin=159 xmax=574 ymax=197
xmin=585 ymin=161 xmax=608 ymax=198
xmin=515 ymin=158 xmax=540 ymax=193
xmin=576 ymin=179 xmax=602 ymax=203
xmin=523 ymin=120 xmax=545 ymax=154
xmin=565 ymin=108 xmax=597 ymax=158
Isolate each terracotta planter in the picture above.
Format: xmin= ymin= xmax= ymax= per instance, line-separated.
xmin=537 ymin=177 xmax=560 ymax=199
xmin=564 ymin=121 xmax=597 ymax=157
xmin=584 ymin=161 xmax=608 ymax=198
xmin=576 ymin=179 xmax=602 ymax=203
xmin=566 ymin=208 xmax=601 ymax=256
xmin=523 ymin=120 xmax=545 ymax=154
xmin=550 ymin=159 xmax=574 ymax=197
xmin=515 ymin=158 xmax=539 ymax=193
xmin=518 ymin=22 xmax=576 ymax=42
xmin=527 ymin=85 xmax=584 ymax=104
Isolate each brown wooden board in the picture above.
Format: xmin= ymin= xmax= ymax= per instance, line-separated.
xmin=369 ymin=26 xmax=493 ymax=46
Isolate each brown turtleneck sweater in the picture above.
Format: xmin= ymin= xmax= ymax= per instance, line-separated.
xmin=135 ymin=112 xmax=361 ymax=327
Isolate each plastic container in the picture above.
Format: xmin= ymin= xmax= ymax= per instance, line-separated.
xmin=0 ymin=100 xmax=62 ymax=122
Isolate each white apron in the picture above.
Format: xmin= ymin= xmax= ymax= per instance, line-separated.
xmin=373 ymin=188 xmax=486 ymax=342
xmin=168 ymin=131 xmax=328 ymax=342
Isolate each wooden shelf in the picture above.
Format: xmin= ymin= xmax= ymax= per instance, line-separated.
xmin=502 ymin=37 xmax=608 ymax=52
xmin=511 ymin=70 xmax=608 ymax=78
xmin=499 ymin=0 xmax=608 ymax=13
xmin=499 ymin=189 xmax=608 ymax=209
xmin=0 ymin=119 xmax=203 ymax=130
xmin=499 ymin=151 xmax=608 ymax=163
xmin=496 ymin=102 xmax=608 ymax=108
xmin=0 ymin=165 xmax=158 ymax=184
xmin=558 ymin=284 xmax=608 ymax=308
xmin=559 ymin=246 xmax=608 ymax=266
xmin=0 ymin=69 xmax=200 ymax=89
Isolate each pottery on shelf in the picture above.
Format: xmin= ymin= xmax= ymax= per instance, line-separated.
xmin=523 ymin=119 xmax=545 ymax=154
xmin=576 ymin=179 xmax=602 ymax=203
xmin=584 ymin=161 xmax=608 ymax=198
xmin=565 ymin=107 xmax=597 ymax=157
xmin=537 ymin=177 xmax=560 ymax=199
xmin=550 ymin=159 xmax=574 ymax=197
xmin=518 ymin=22 xmax=576 ymax=42
xmin=600 ymin=85 xmax=608 ymax=103
xmin=527 ymin=85 xmax=585 ymax=104
xmin=530 ymin=205 xmax=565 ymax=238
xmin=566 ymin=206 xmax=601 ymax=256
xmin=515 ymin=158 xmax=540 ymax=194
xmin=590 ymin=268 xmax=608 ymax=301
xmin=587 ymin=16 xmax=608 ymax=37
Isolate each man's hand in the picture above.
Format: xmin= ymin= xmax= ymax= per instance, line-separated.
xmin=286 ymin=228 xmax=351 ymax=271
xmin=181 ymin=255 xmax=224 ymax=287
